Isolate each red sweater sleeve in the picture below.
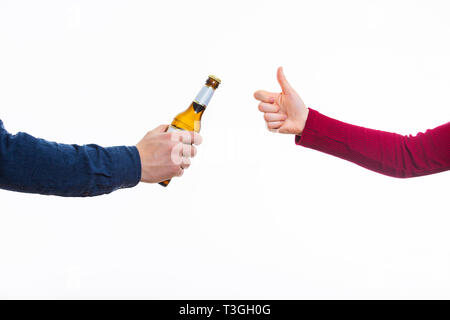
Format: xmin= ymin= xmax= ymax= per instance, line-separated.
xmin=296 ymin=109 xmax=450 ymax=178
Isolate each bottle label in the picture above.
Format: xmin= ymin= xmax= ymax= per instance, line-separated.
xmin=167 ymin=125 xmax=182 ymax=132
xmin=194 ymin=86 xmax=214 ymax=106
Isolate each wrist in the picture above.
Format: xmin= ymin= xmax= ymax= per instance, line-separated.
xmin=296 ymin=108 xmax=309 ymax=135
xmin=135 ymin=144 xmax=144 ymax=182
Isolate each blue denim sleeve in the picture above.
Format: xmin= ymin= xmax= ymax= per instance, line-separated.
xmin=0 ymin=119 xmax=141 ymax=197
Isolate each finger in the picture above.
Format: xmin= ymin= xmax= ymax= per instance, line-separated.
xmin=192 ymin=132 xmax=202 ymax=146
xmin=180 ymin=157 xmax=191 ymax=169
xmin=171 ymin=131 xmax=202 ymax=145
xmin=173 ymin=131 xmax=192 ymax=144
xmin=171 ymin=143 xmax=183 ymax=165
xmin=191 ymin=145 xmax=198 ymax=157
xmin=267 ymin=121 xmax=283 ymax=129
xmin=181 ymin=144 xmax=197 ymax=158
xmin=153 ymin=124 xmax=169 ymax=133
xmin=254 ymin=90 xmax=278 ymax=103
xmin=258 ymin=102 xmax=279 ymax=113
xmin=264 ymin=113 xmax=287 ymax=122
xmin=176 ymin=167 xmax=184 ymax=177
xmin=277 ymin=67 xmax=293 ymax=94
xmin=181 ymin=131 xmax=202 ymax=145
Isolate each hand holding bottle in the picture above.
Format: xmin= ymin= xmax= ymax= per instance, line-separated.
xmin=136 ymin=125 xmax=202 ymax=183
xmin=159 ymin=75 xmax=220 ymax=187
xmin=254 ymin=67 xmax=309 ymax=135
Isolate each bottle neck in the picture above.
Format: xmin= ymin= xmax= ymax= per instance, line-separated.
xmin=194 ymin=85 xmax=215 ymax=107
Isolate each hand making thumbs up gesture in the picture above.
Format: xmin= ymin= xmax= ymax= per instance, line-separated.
xmin=254 ymin=67 xmax=309 ymax=135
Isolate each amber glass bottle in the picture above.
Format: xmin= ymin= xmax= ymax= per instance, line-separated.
xmin=159 ymin=75 xmax=221 ymax=187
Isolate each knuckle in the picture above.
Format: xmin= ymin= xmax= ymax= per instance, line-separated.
xmin=172 ymin=131 xmax=182 ymax=141
xmin=144 ymin=131 xmax=153 ymax=139
xmin=187 ymin=131 xmax=194 ymax=140
xmin=181 ymin=131 xmax=190 ymax=141
xmin=170 ymin=141 xmax=181 ymax=150
xmin=171 ymin=164 xmax=180 ymax=173
xmin=166 ymin=132 xmax=175 ymax=141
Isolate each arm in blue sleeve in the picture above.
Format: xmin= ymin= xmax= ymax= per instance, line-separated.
xmin=0 ymin=120 xmax=141 ymax=197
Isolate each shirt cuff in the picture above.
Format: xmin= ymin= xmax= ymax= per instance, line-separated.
xmin=108 ymin=145 xmax=141 ymax=190
xmin=295 ymin=108 xmax=320 ymax=147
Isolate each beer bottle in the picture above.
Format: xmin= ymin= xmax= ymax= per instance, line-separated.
xmin=159 ymin=75 xmax=221 ymax=187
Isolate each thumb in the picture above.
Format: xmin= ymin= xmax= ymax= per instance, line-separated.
xmin=153 ymin=124 xmax=169 ymax=133
xmin=277 ymin=66 xmax=293 ymax=94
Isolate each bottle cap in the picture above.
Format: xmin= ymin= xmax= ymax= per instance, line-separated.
xmin=208 ymin=75 xmax=221 ymax=84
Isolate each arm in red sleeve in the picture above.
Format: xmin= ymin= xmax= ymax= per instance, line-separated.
xmin=295 ymin=109 xmax=450 ymax=178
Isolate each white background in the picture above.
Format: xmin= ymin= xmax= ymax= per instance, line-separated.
xmin=0 ymin=0 xmax=449 ymax=299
